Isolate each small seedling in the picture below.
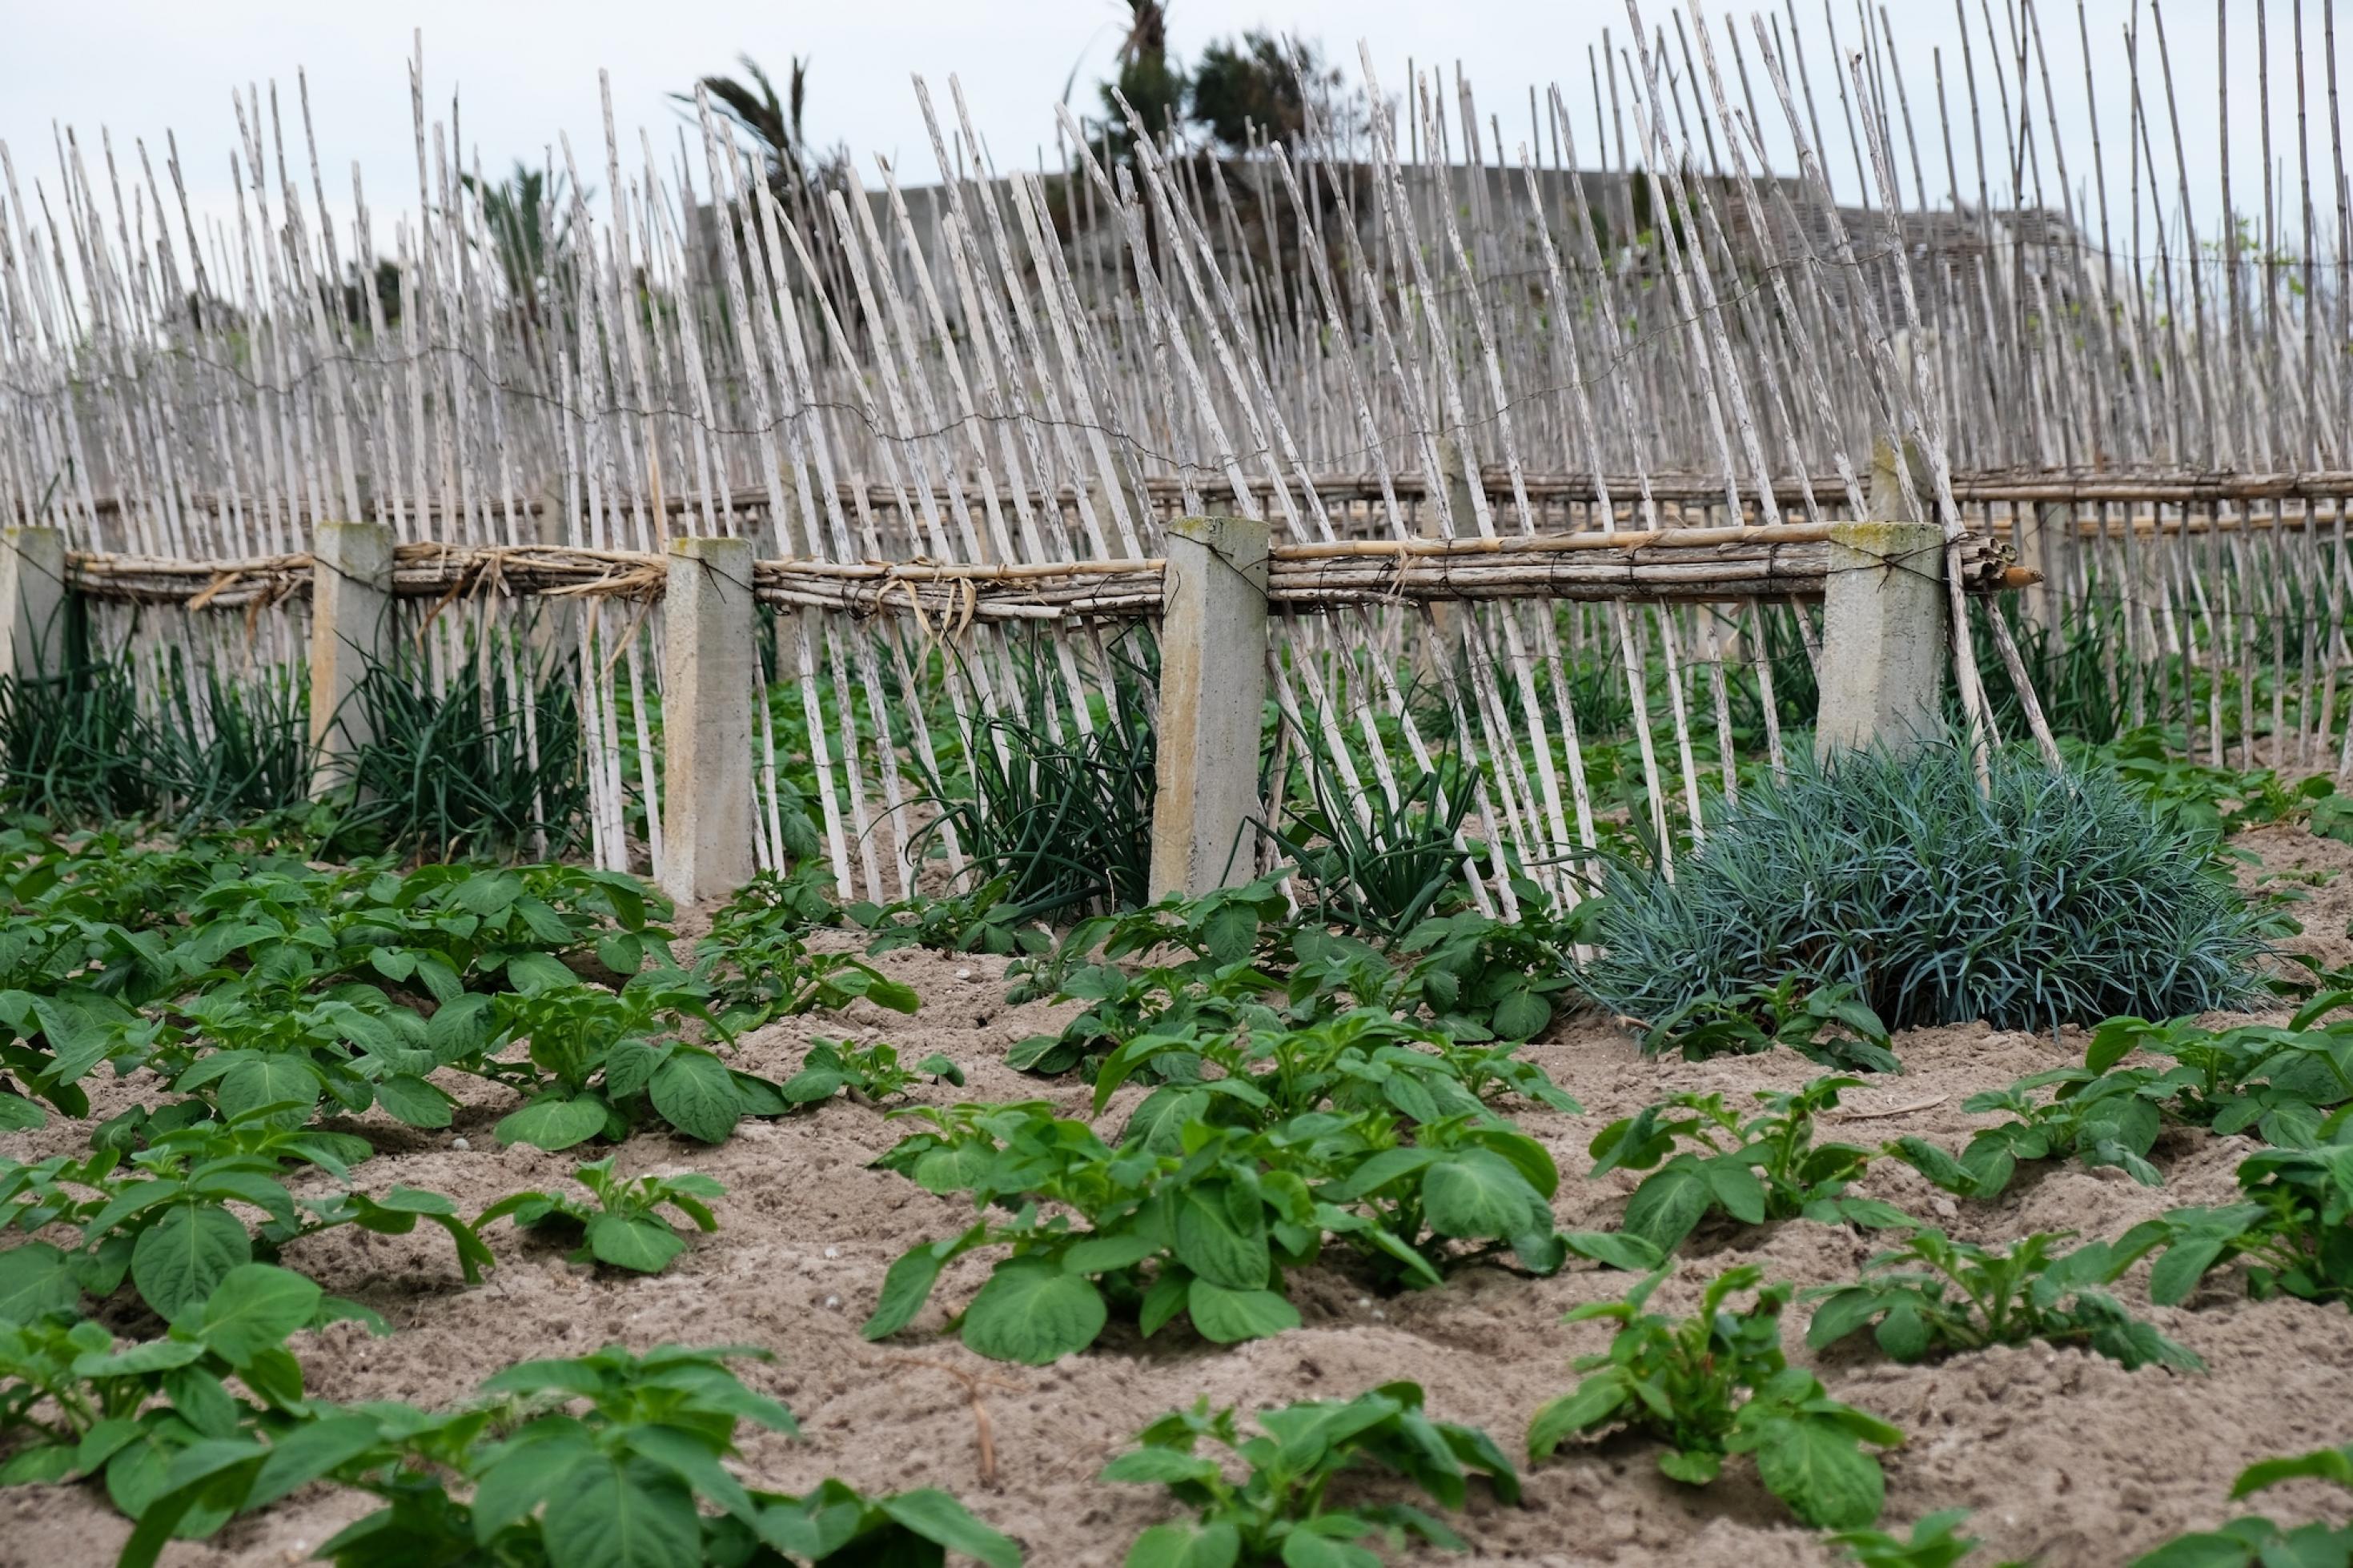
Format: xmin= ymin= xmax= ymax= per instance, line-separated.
xmin=693 ymin=877 xmax=920 ymax=1033
xmin=2130 ymin=1443 xmax=2353 ymax=1566
xmin=782 ymin=1039 xmax=962 ymax=1107
xmin=848 ymin=875 xmax=1054 ymax=957
xmin=1828 ymin=1508 xmax=1986 ymax=1568
xmin=1805 ymin=1228 xmax=2202 ymax=1372
xmin=472 ymin=1156 xmax=724 ymax=1274
xmin=1102 ymin=1382 xmax=1517 ymax=1566
xmin=1527 ymin=1264 xmax=1901 ymax=1529
xmin=1638 ymin=979 xmax=1898 ymax=1073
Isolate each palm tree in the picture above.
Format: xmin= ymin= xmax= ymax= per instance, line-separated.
xmin=460 ymin=162 xmax=576 ymax=324
xmin=677 ymin=54 xmax=833 ymax=205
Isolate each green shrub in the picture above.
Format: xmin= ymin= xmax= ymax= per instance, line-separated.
xmin=1581 ymin=739 xmax=2264 ymax=1036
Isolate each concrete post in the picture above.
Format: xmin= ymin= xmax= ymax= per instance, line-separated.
xmin=1816 ymin=519 xmax=1949 ymax=761
xmin=1150 ymin=515 xmax=1271 ymax=899
xmin=0 ymin=527 xmax=67 ymax=686
xmin=309 ymin=520 xmax=394 ymax=795
xmin=660 ymin=534 xmax=757 ymax=906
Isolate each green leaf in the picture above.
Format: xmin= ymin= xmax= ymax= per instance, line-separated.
xmin=472 ymin=1428 xmax=598 ymax=1538
xmin=496 ymin=1095 xmax=612 ymax=1152
xmin=130 ymin=1204 xmax=252 ymax=1320
xmin=862 ymin=1228 xmax=982 ymax=1341
xmin=246 ymin=1415 xmax=391 ymax=1511
xmin=1279 ymin=1529 xmax=1383 ymax=1568
xmin=1561 ymin=1230 xmax=1665 ymax=1273
xmin=2150 ymin=1236 xmax=2229 ymax=1306
xmin=875 ymin=1490 xmax=1022 ymax=1568
xmin=1062 ymin=1229 xmax=1165 ymax=1277
xmin=371 ymin=1074 xmax=456 ymax=1129
xmin=1138 ymin=1269 xmax=1191 ymax=1337
xmin=1185 ymin=1279 xmax=1301 ymax=1344
xmin=585 ymin=1213 xmax=687 ymax=1274
xmin=0 ymin=1241 xmax=81 ymax=1322
xmin=1203 ymin=904 xmax=1261 ymax=964
xmin=1701 ymin=1160 xmax=1768 ymax=1225
xmin=1423 ymin=1150 xmax=1550 ymax=1241
xmin=1658 ymin=1450 xmax=1722 ymax=1486
xmin=72 ymin=1339 xmax=207 ymax=1378
xmin=1620 ymin=1165 xmax=1712 ymax=1253
xmin=215 ymin=1055 xmax=325 ymax=1126
xmin=540 ymin=1454 xmax=703 ymax=1568
xmin=961 ymin=1258 xmax=1107 ymax=1365
xmin=603 ymin=1038 xmax=669 ymax=1100
xmin=649 ymin=1050 xmax=745 ymax=1145
xmin=504 ymin=951 xmax=577 ymax=995
xmin=1099 ymin=1449 xmax=1225 ymax=1485
xmin=1490 ymin=989 xmax=1551 ymax=1042
xmin=1172 ymin=1182 xmax=1271 ymax=1291
xmin=1528 ymin=1374 xmax=1630 ymax=1460
xmin=1127 ymin=1521 xmax=1243 ymax=1568
xmin=197 ymin=1264 xmax=323 ymax=1364
xmin=1751 ymin=1416 xmax=1886 ymax=1530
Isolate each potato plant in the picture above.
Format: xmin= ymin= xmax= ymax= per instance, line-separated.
xmin=1587 ymin=1077 xmax=1909 ymax=1254
xmin=1828 ymin=1509 xmax=1986 ymax=1568
xmin=1804 ymin=1229 xmax=2202 ymax=1371
xmin=781 ymin=1039 xmax=963 ymax=1107
xmin=1636 ymin=978 xmax=1899 ymax=1073
xmin=1092 ymin=1006 xmax=1577 ymax=1152
xmin=2130 ymin=1443 xmax=2353 ymax=1566
xmin=1528 ymin=1264 xmax=1902 ymax=1529
xmin=429 ymin=976 xmax=774 ymax=1150
xmin=472 ymin=1155 xmax=724 ymax=1274
xmin=0 ymin=1108 xmax=488 ymax=1318
xmin=0 ymin=1263 xmax=383 ymax=1531
xmin=848 ymin=873 xmax=1054 ymax=958
xmin=693 ymin=880 xmax=919 ymax=1033
xmin=118 ymin=1343 xmax=1020 ymax=1568
xmin=1885 ymin=1066 xmax=2165 ymax=1199
xmin=2115 ymin=1137 xmax=2353 ymax=1309
xmin=1101 ymin=1382 xmax=1518 ymax=1566
xmin=2086 ymin=996 xmax=2353 ymax=1149
xmin=862 ymin=1103 xmax=1318 ymax=1361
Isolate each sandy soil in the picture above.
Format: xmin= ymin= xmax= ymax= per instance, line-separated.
xmin=6 ymin=832 xmax=2353 ymax=1566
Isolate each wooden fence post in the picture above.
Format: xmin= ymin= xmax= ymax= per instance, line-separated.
xmin=0 ymin=527 xmax=66 ymax=686
xmin=309 ymin=520 xmax=394 ymax=795
xmin=1150 ymin=515 xmax=1271 ymax=899
xmin=661 ymin=534 xmax=757 ymax=906
xmin=1816 ymin=519 xmax=1949 ymax=760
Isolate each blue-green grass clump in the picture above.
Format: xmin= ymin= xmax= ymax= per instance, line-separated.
xmin=1581 ymin=739 xmax=2266 ymax=1036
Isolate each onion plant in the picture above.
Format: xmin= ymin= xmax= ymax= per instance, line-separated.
xmin=327 ymin=634 xmax=584 ymax=861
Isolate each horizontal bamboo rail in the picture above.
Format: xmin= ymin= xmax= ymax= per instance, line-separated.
xmin=65 ymin=471 xmax=2353 ymax=531
xmin=63 ymin=525 xmax=2021 ymax=621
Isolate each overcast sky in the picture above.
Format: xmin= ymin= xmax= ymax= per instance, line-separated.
xmin=4 ymin=1 xmax=2347 ymax=267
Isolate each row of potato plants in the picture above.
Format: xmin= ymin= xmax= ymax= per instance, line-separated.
xmin=0 ymin=823 xmax=1034 ymax=1566
xmin=6 ymin=823 xmax=2353 ymax=1563
xmin=841 ymin=865 xmax=2353 ymax=1561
